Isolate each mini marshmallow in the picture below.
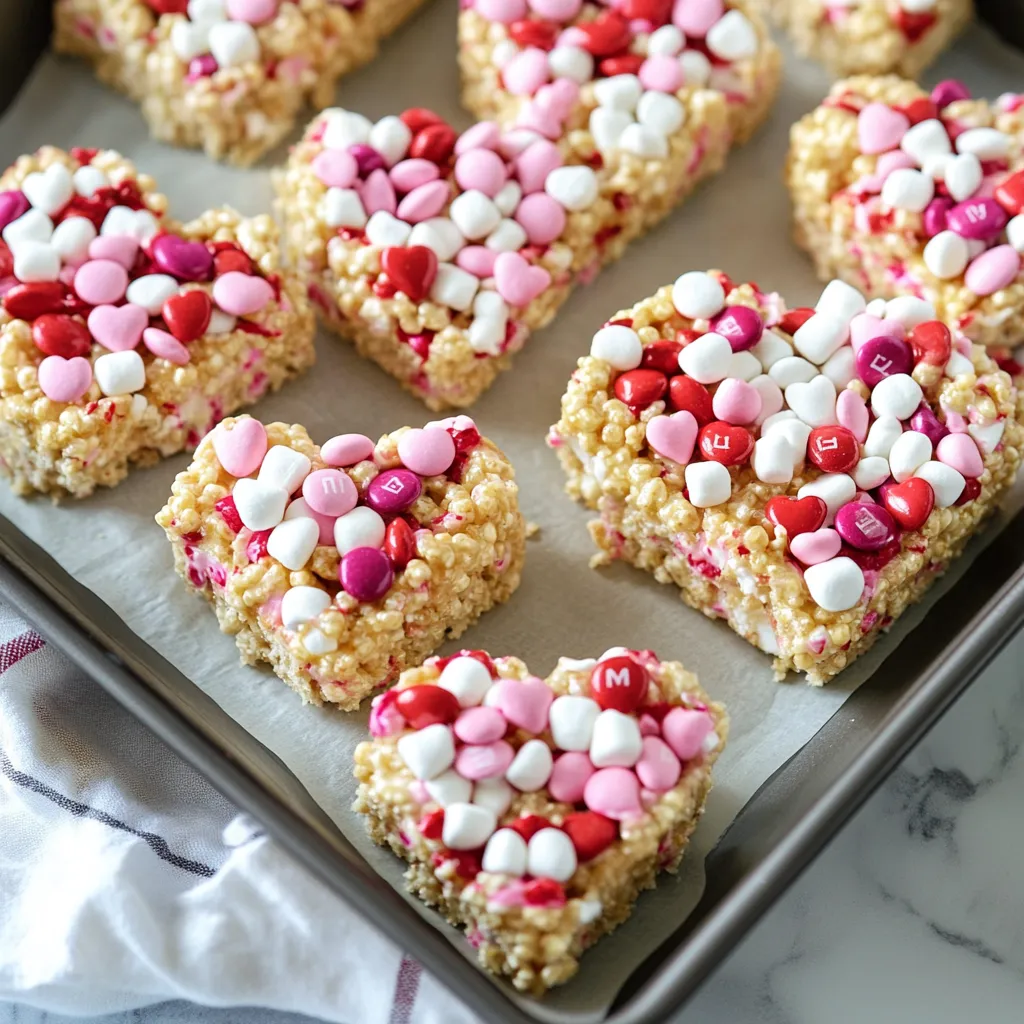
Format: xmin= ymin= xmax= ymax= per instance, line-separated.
xmin=397 ymin=723 xmax=455 ymax=781
xmin=591 ymin=325 xmax=643 ymax=370
xmin=481 ymin=829 xmax=528 ymax=876
xmin=815 ymin=279 xmax=866 ymax=322
xmin=266 ymin=517 xmax=319 ymax=571
xmin=448 ymin=190 xmax=502 ymax=240
xmin=94 ymin=349 xmax=145 ymax=396
xmin=526 ymin=827 xmax=577 ymax=882
xmin=430 ymin=263 xmax=479 ymax=311
xmin=438 ymin=656 xmax=493 ymax=708
xmin=678 ymin=332 xmax=732 ymax=384
xmin=232 ymin=478 xmax=289 ymax=532
xmin=803 ymin=557 xmax=865 ymax=612
xmin=671 ymin=271 xmax=725 ymax=319
xmin=424 ymin=770 xmax=473 ymax=808
xmin=548 ymin=695 xmax=601 ymax=751
xmin=442 ymin=802 xmax=497 ymax=850
xmin=684 ymin=460 xmax=732 ymax=507
xmin=752 ymin=433 xmax=796 ymax=484
xmin=471 ymin=778 xmax=514 ymax=817
xmin=590 ymin=709 xmax=643 ymax=768
xmin=852 ymin=455 xmax=891 ymax=490
xmin=864 ymin=414 xmax=904 ymax=459
xmin=870 ymin=373 xmax=923 ymax=420
xmin=505 ymin=740 xmax=554 ymax=792
xmin=888 ymin=430 xmax=933 ymax=482
xmin=544 ymin=166 xmax=599 ymax=211
xmin=798 ymin=473 xmax=857 ymax=523
xmin=281 ymin=586 xmax=331 ymax=629
xmin=593 ymin=74 xmax=642 ymax=112
xmin=365 ymin=211 xmax=412 ymax=248
xmin=769 ymin=355 xmax=818 ymax=387
xmin=333 ymin=506 xmax=386 ymax=554
xmin=407 ymin=218 xmax=464 ymax=261
xmin=913 ymin=461 xmax=966 ymax=507
xmin=258 ymin=445 xmax=311 ymax=495
xmin=792 ymin=313 xmax=850 ymax=365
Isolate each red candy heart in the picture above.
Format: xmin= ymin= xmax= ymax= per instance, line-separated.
xmin=144 ymin=0 xmax=189 ymax=11
xmin=560 ymin=812 xmax=618 ymax=862
xmin=214 ymin=249 xmax=253 ymax=276
xmin=613 ymin=368 xmax=667 ymax=410
xmin=399 ymin=108 xmax=444 ymax=133
xmin=507 ymin=815 xmax=551 ymax=842
xmin=697 ymin=421 xmax=754 ymax=465
xmin=955 ymin=477 xmax=982 ymax=506
xmin=162 ymin=289 xmax=212 ymax=343
xmin=381 ymin=245 xmax=438 ymax=302
xmin=882 ymin=477 xmax=935 ymax=531
xmin=599 ymin=54 xmax=645 ymax=77
xmin=908 ymin=320 xmax=952 ymax=366
xmin=640 ymin=339 xmax=682 ymax=374
xmin=894 ymin=8 xmax=937 ymax=42
xmin=577 ymin=11 xmax=631 ymax=57
xmin=777 ymin=307 xmax=814 ymax=336
xmin=508 ymin=19 xmax=559 ymax=50
xmin=384 ymin=517 xmax=416 ymax=570
xmin=765 ymin=495 xmax=828 ymax=537
xmin=898 ymin=97 xmax=939 ymax=125
xmin=619 ymin=0 xmax=673 ymax=22
xmin=31 ymin=313 xmax=92 ymax=358
xmin=590 ymin=655 xmax=649 ymax=713
xmin=409 ymin=124 xmax=457 ymax=165
xmin=807 ymin=425 xmax=859 ymax=473
xmin=995 ymin=170 xmax=1024 ymax=215
xmin=395 ymin=684 xmax=461 ymax=729
xmin=668 ymin=375 xmax=714 ymax=425
xmin=4 ymin=281 xmax=69 ymax=321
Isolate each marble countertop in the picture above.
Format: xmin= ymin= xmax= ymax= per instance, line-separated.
xmin=3 ymin=630 xmax=1021 ymax=1024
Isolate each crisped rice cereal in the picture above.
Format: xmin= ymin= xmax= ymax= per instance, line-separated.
xmin=0 ymin=146 xmax=314 ymax=498
xmin=157 ymin=414 xmax=525 ymax=709
xmin=549 ymin=270 xmax=1022 ymax=684
xmin=354 ymin=647 xmax=726 ymax=993
xmin=788 ymin=76 xmax=1024 ymax=350
xmin=53 ymin=0 xmax=429 ymax=166
xmin=275 ymin=0 xmax=781 ymax=409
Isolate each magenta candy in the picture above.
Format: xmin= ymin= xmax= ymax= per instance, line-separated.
xmin=453 ymin=706 xmax=507 ymax=745
xmin=348 ymin=144 xmax=386 ymax=176
xmin=365 ymin=468 xmax=422 ymax=514
xmin=855 ymin=334 xmax=913 ymax=388
xmin=514 ymin=192 xmax=566 ymax=245
xmin=0 ymin=191 xmax=30 ymax=233
xmin=931 ymin=79 xmax=971 ymax=109
xmin=709 ymin=305 xmax=764 ymax=352
xmin=923 ymin=198 xmax=953 ymax=237
xmin=909 ymin=403 xmax=950 ymax=447
xmin=151 ymin=234 xmax=213 ymax=282
xmin=834 ymin=501 xmax=898 ymax=551
xmin=946 ymin=198 xmax=1008 ymax=241
xmin=388 ymin=159 xmax=440 ymax=194
xmin=187 ymin=54 xmax=218 ymax=81
xmin=339 ymin=546 xmax=394 ymax=602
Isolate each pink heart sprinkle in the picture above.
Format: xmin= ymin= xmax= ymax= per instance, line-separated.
xmin=212 ymin=272 xmax=274 ymax=317
xmin=88 ymin=234 xmax=140 ymax=269
xmin=493 ymin=251 xmax=551 ymax=307
xmin=645 ymin=411 xmax=698 ymax=465
xmin=849 ymin=313 xmax=902 ymax=351
xmin=142 ymin=327 xmax=190 ymax=365
xmin=494 ymin=677 xmax=554 ymax=734
xmin=661 ymin=707 xmax=714 ymax=761
xmin=212 ymin=417 xmax=268 ymax=478
xmin=583 ymin=767 xmax=643 ymax=821
xmin=857 ymin=103 xmax=911 ymax=155
xmin=311 ymin=149 xmax=358 ymax=189
xmin=87 ymin=303 xmax=148 ymax=352
xmin=789 ymin=528 xmax=842 ymax=566
xmin=836 ymin=389 xmax=869 ymax=442
xmin=38 ymin=355 xmax=93 ymax=403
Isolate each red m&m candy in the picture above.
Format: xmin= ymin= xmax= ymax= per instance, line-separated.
xmin=590 ymin=655 xmax=649 ymax=713
xmin=697 ymin=421 xmax=754 ymax=465
xmin=807 ymin=425 xmax=859 ymax=473
xmin=395 ymin=685 xmax=461 ymax=729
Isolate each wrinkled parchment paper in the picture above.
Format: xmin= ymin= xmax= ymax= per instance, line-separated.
xmin=1 ymin=9 xmax=1023 ymax=1019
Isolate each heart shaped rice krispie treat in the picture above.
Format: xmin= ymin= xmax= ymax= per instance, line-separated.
xmin=549 ymin=270 xmax=1022 ymax=684
xmin=275 ymin=0 xmax=781 ymax=409
xmin=771 ymin=0 xmax=973 ymax=79
xmin=0 ymin=146 xmax=315 ymax=498
xmin=788 ymin=76 xmax=1024 ymax=353
xmin=354 ymin=647 xmax=726 ymax=993
xmin=157 ymin=415 xmax=525 ymax=708
xmin=52 ymin=0 xmax=428 ymax=165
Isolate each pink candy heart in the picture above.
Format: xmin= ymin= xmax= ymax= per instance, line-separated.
xmin=494 ymin=677 xmax=554 ymax=735
xmin=790 ymin=528 xmax=842 ymax=566
xmin=87 ymin=303 xmax=148 ymax=352
xmin=712 ymin=378 xmax=762 ymax=425
xmin=645 ymin=411 xmax=697 ymax=465
xmin=311 ymin=149 xmax=358 ymax=189
xmin=493 ymin=252 xmax=551 ymax=308
xmin=225 ymin=0 xmax=279 ymax=24
xmin=38 ymin=355 xmax=93 ymax=403
xmin=836 ymin=389 xmax=869 ymax=442
xmin=88 ymin=234 xmax=139 ymax=269
xmin=849 ymin=313 xmax=903 ymax=351
xmin=212 ymin=272 xmax=274 ymax=317
xmin=142 ymin=327 xmax=190 ymax=365
xmin=857 ymin=102 xmax=910 ymax=155
xmin=582 ymin=766 xmax=643 ymax=821
xmin=212 ymin=417 xmax=268 ymax=478
xmin=661 ymin=707 xmax=714 ymax=761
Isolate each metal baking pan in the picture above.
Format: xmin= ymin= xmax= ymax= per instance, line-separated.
xmin=2 ymin=4 xmax=1024 ymax=1023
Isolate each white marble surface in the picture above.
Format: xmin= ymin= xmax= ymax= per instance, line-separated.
xmin=3 ymin=629 xmax=1021 ymax=1024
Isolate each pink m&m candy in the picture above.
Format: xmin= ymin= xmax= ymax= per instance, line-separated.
xmin=339 ymin=546 xmax=394 ymax=603
xmin=936 ymin=432 xmax=984 ymax=477
xmin=946 ymin=198 xmax=1008 ymax=241
xmin=389 ymin=159 xmax=440 ymax=193
xmin=709 ymin=305 xmax=764 ymax=352
xmin=855 ymin=334 xmax=913 ymax=388
xmin=365 ymin=468 xmax=422 ymax=514
xmin=398 ymin=426 xmax=456 ymax=477
xmin=454 ymin=706 xmax=507 ymax=745
xmin=454 ymin=149 xmax=507 ymax=198
xmin=514 ymin=192 xmax=566 ymax=245
xmin=661 ymin=707 xmax=713 ymax=760
xmin=312 ymin=148 xmax=357 ymax=188
xmin=322 ymin=433 xmax=375 ymax=466
xmin=302 ymin=469 xmax=358 ymax=517
xmin=454 ymin=739 xmax=515 ymax=780
xmin=73 ymin=259 xmax=128 ymax=305
xmin=834 ymin=501 xmax=898 ymax=551
xmin=548 ymin=751 xmax=595 ymax=803
xmin=965 ymin=245 xmax=1021 ymax=297
xmin=583 ymin=766 xmax=643 ymax=821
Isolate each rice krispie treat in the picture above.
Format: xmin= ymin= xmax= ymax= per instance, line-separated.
xmin=549 ymin=271 xmax=1022 ymax=684
xmin=276 ymin=0 xmax=781 ymax=409
xmin=53 ymin=0 xmax=427 ymax=165
xmin=354 ymin=647 xmax=727 ymax=992
xmin=789 ymin=76 xmax=1024 ymax=350
xmin=771 ymin=0 xmax=972 ymax=79
xmin=0 ymin=146 xmax=314 ymax=499
xmin=157 ymin=415 xmax=525 ymax=708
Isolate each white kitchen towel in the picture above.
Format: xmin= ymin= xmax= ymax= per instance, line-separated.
xmin=0 ymin=598 xmax=478 ymax=1024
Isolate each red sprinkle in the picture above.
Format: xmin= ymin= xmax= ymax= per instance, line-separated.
xmin=418 ymin=809 xmax=445 ymax=840
xmin=214 ymin=495 xmax=243 ymax=533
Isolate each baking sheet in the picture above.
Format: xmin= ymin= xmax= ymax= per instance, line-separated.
xmin=1 ymin=9 xmax=1023 ymax=1020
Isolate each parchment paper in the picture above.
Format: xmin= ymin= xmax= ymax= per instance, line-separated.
xmin=1 ymin=9 xmax=1023 ymax=1019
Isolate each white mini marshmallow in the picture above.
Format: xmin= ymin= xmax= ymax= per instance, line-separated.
xmin=870 ymin=373 xmax=923 ymax=420
xmin=815 ymin=279 xmax=866 ymax=322
xmin=441 ymin=802 xmax=496 ymax=850
xmin=482 ymin=829 xmax=528 ymax=876
xmin=684 ymin=461 xmax=732 ymax=507
xmin=485 ymin=219 xmax=528 ymax=253
xmin=793 ymin=313 xmax=850 ymax=365
xmin=424 ymin=770 xmax=473 ymax=809
xmin=864 ymin=414 xmax=904 ymax=459
xmin=322 ymin=109 xmax=373 ymax=150
xmin=591 ymin=324 xmax=643 ymax=370
xmin=881 ymin=168 xmax=934 ymax=212
xmin=333 ymin=506 xmax=386 ymax=554
xmin=429 ymin=263 xmax=479 ymax=312
xmin=365 ymin=211 xmax=411 ymax=248
xmin=21 ymin=164 xmax=74 ymax=217
xmin=368 ymin=116 xmax=412 ymax=167
xmin=12 ymin=241 xmax=59 ymax=283
xmin=448 ymin=190 xmax=501 ymax=240
xmin=471 ymin=778 xmax=513 ymax=817
xmin=821 ymin=346 xmax=857 ymax=390
xmin=884 ymin=296 xmax=935 ymax=328
xmin=924 ymin=231 xmax=970 ymax=279
xmin=888 ymin=430 xmax=933 ymax=482
xmin=593 ymin=74 xmax=642 ymax=112
xmin=798 ymin=473 xmax=857 ymax=523
xmin=407 ymin=218 xmax=464 ymax=262
xmin=302 ymin=629 xmax=337 ymax=656
xmin=913 ymin=461 xmax=965 ymax=507
xmin=231 ymin=478 xmax=289 ymax=532
xmin=505 ymin=740 xmax=554 ymax=792
xmin=705 ymin=9 xmax=758 ymax=60
xmin=768 ymin=355 xmax=818 ymax=387
xmin=323 ymin=188 xmax=367 ymax=230
xmin=589 ymin=108 xmax=633 ymax=152
xmin=619 ymin=124 xmax=669 ymax=159
xmin=955 ymin=126 xmax=1011 ymax=161
xmin=208 ymin=21 xmax=259 ymax=67
xmin=678 ymin=332 xmax=732 ymax=384
xmin=72 ymin=165 xmax=108 ymax=198
xmin=94 ymin=350 xmax=145 ymax=396
xmin=785 ymin=375 xmax=837 ymax=428
xmin=50 ymin=217 xmax=96 ymax=263
xmin=852 ymin=455 xmax=891 ymax=490
xmin=944 ymin=153 xmax=983 ymax=202
xmin=671 ymin=271 xmax=725 ymax=319
xmin=900 ymin=119 xmax=951 ymax=164
xmin=266 ymin=517 xmax=319 ymax=571
xmin=803 ymin=557 xmax=865 ymax=612
xmin=637 ymin=92 xmax=685 ymax=135
xmin=547 ymin=46 xmax=594 ymax=84
xmin=548 ymin=695 xmax=601 ymax=752
xmin=590 ymin=709 xmax=643 ymax=768
xmin=544 ymin=166 xmax=599 ymax=210
xmin=750 ymin=329 xmax=793 ymax=369
xmin=281 ymin=586 xmax=331 ymax=630
xmin=526 ymin=828 xmax=578 ymax=882
xmin=438 ymin=656 xmax=493 ymax=708
xmin=397 ymin=723 xmax=455 ymax=781
xmin=752 ymin=433 xmax=796 ymax=484
xmin=258 ymin=445 xmax=311 ymax=495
